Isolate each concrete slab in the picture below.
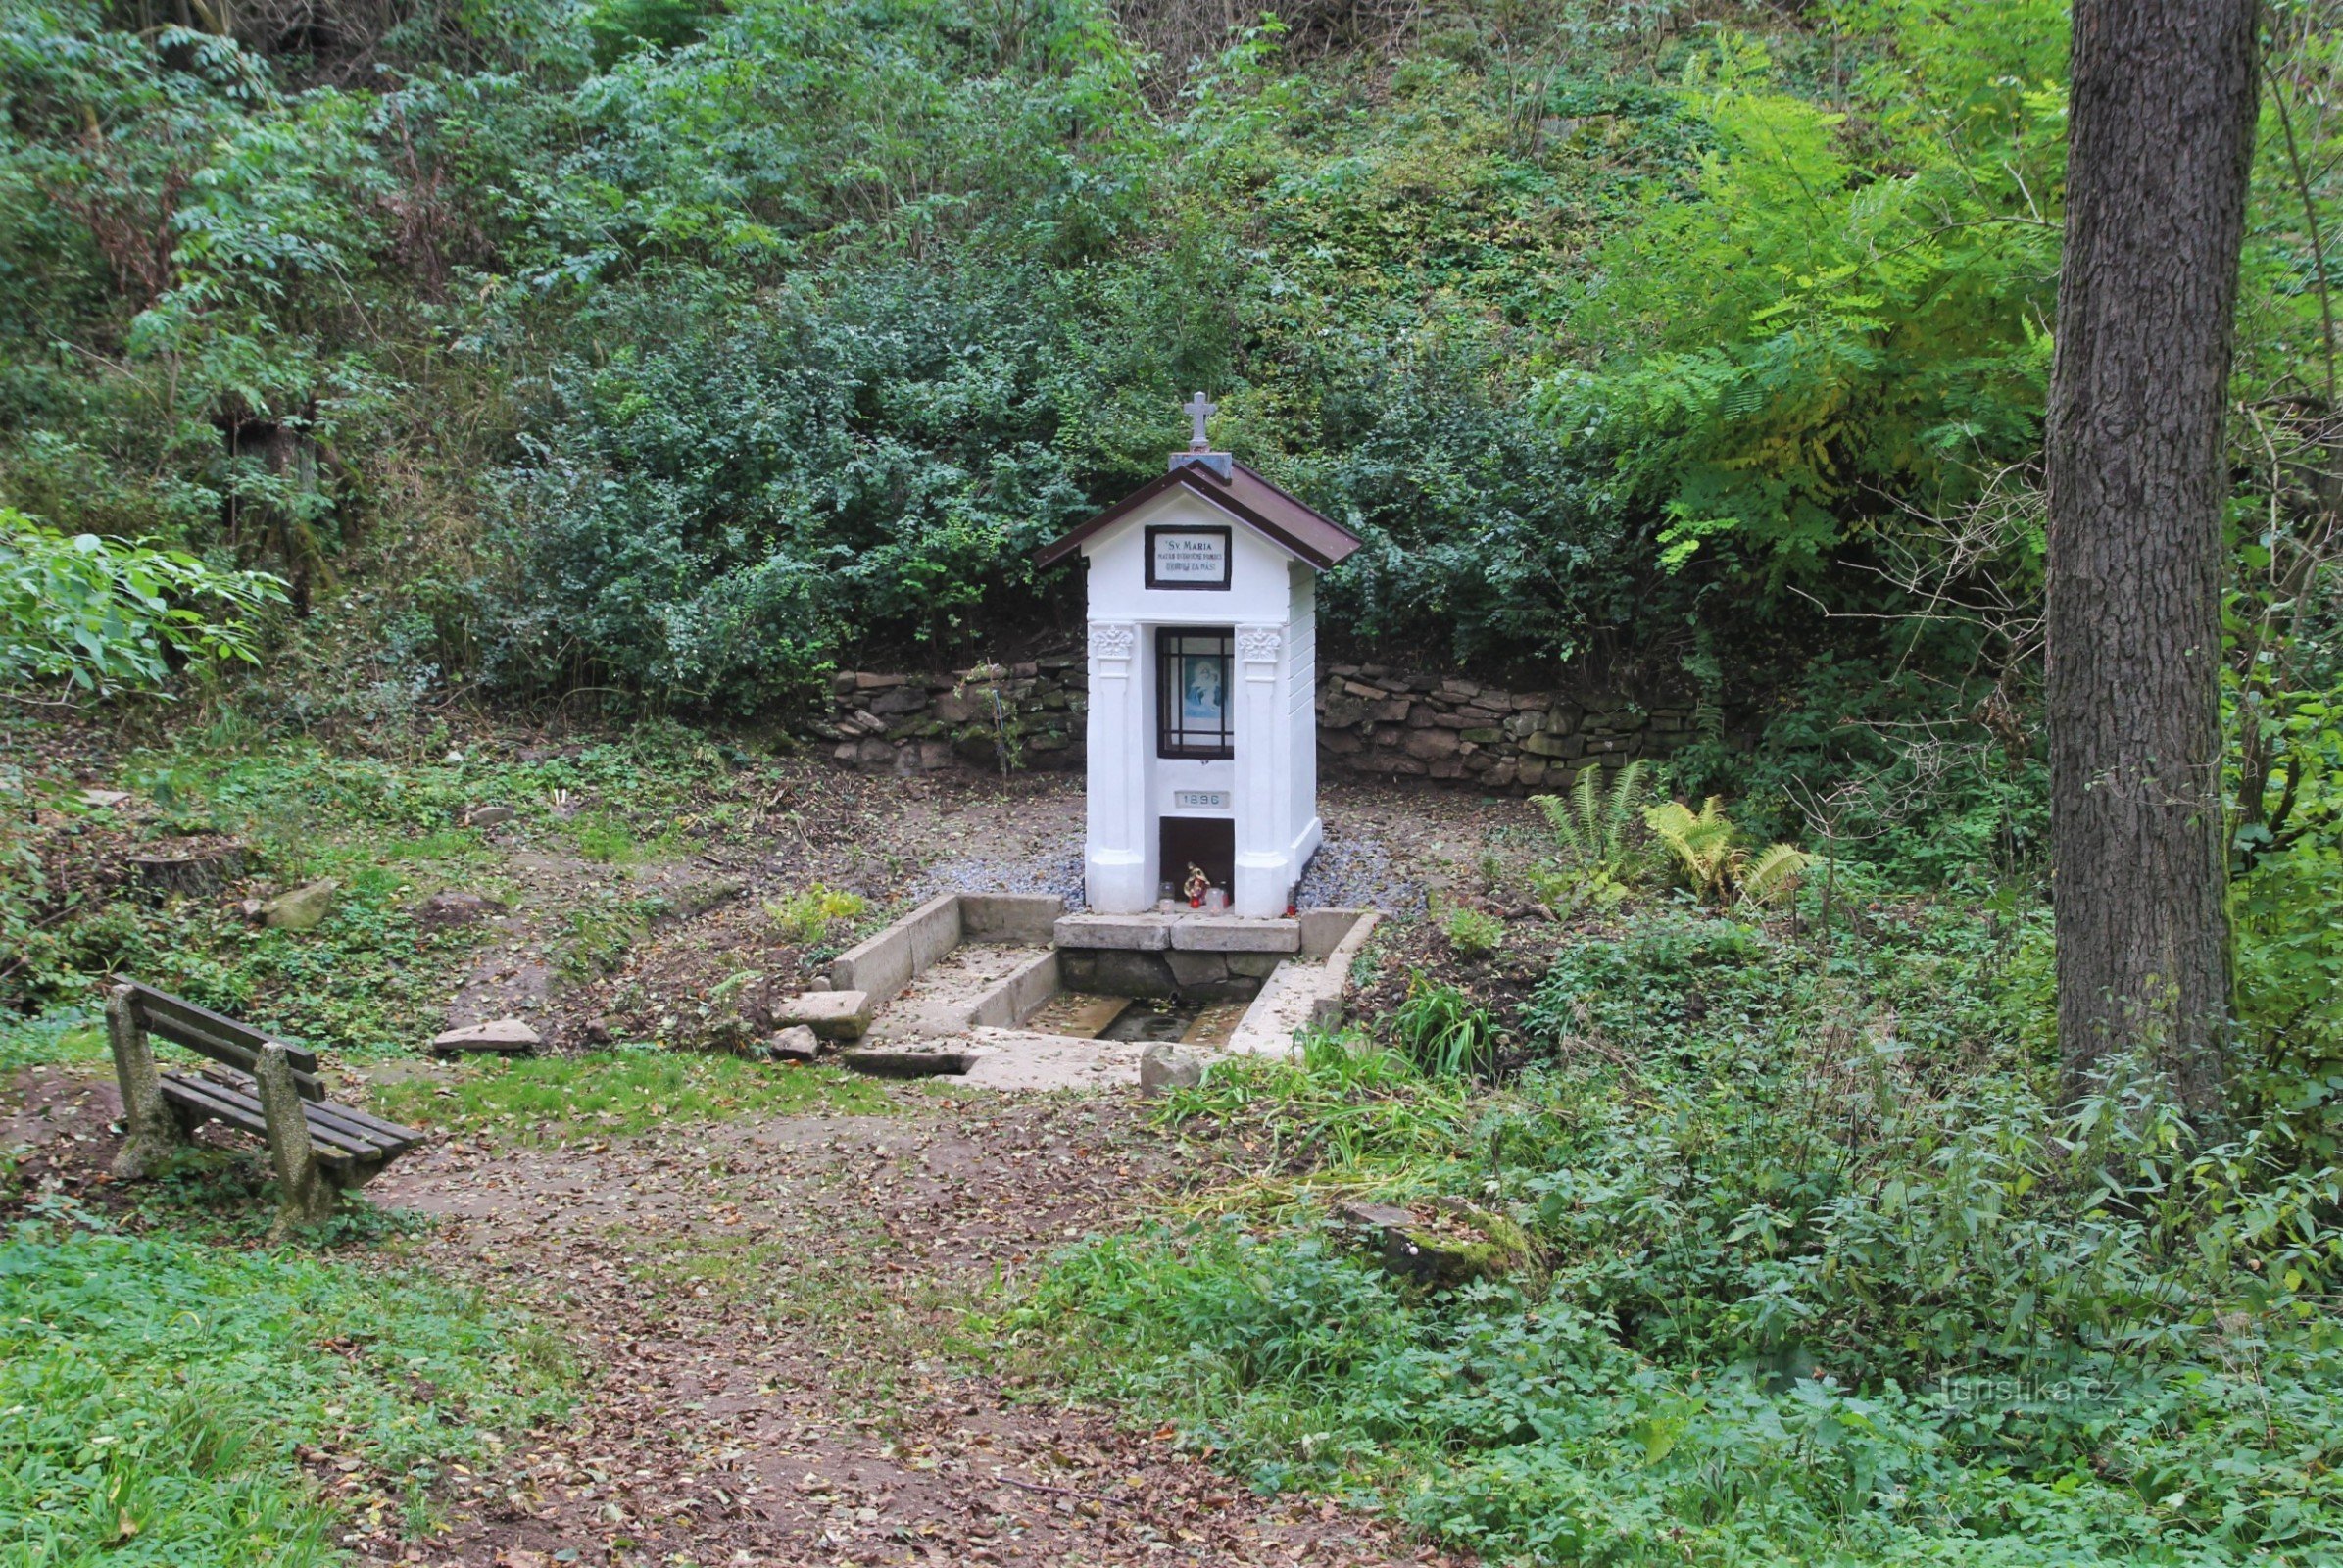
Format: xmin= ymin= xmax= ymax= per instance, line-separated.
xmin=958 ymin=1028 xmax=1147 ymax=1091
xmin=964 ymin=948 xmax=1060 ymax=1029
xmin=1224 ymin=961 xmax=1320 ymax=1057
xmin=1171 ymin=916 xmax=1299 ymax=953
xmin=1312 ymin=909 xmax=1382 ymax=1031
xmin=1298 ymin=907 xmax=1373 ymax=959
xmin=959 ymin=893 xmax=1064 ymax=945
xmin=773 ymin=989 xmax=873 ymax=1041
xmin=868 ymin=943 xmax=1048 ymax=1039
xmin=831 ymin=893 xmax=960 ymax=1004
xmin=1052 ymin=913 xmax=1172 ymax=951
xmin=840 ymin=1044 xmax=988 ymax=1078
xmin=1025 ymin=992 xmax=1131 ymax=1039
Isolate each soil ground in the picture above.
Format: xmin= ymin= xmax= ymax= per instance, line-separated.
xmin=7 ymin=756 xmax=1575 ymax=1566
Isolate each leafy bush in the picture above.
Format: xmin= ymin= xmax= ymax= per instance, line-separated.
xmin=0 ymin=510 xmax=286 ymax=695
xmin=1528 ymin=760 xmax=1651 ymax=910
xmin=1440 ymin=906 xmax=1504 ymax=959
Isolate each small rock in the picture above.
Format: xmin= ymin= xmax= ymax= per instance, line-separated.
xmin=234 ymin=898 xmax=268 ymax=924
xmin=78 ymin=789 xmax=132 ymax=809
xmin=464 ymin=804 xmax=514 ymax=828
xmin=416 ymin=890 xmax=507 ymax=927
xmin=665 ymin=876 xmax=743 ymax=918
xmin=443 ymin=750 xmax=464 ymax=764
xmin=582 ymin=1016 xmax=613 ymax=1045
xmin=431 ymin=1019 xmax=541 ymax=1055
xmin=805 ymin=976 xmax=833 ymax=993
xmin=770 ymin=1025 xmax=822 ymax=1062
xmin=263 ymin=879 xmax=339 ymax=931
xmin=1139 ymin=1042 xmax=1203 ymax=1092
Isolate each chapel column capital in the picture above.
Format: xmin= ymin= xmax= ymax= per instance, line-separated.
xmin=1235 ymin=625 xmax=1283 ymax=665
xmin=1087 ymin=621 xmax=1138 ymax=662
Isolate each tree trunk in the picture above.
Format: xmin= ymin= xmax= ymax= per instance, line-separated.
xmin=2046 ymin=0 xmax=2259 ymax=1117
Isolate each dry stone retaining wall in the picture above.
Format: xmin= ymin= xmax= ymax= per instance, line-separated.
xmin=814 ymin=654 xmax=1697 ymax=792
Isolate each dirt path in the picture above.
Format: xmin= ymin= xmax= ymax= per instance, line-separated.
xmin=356 ymin=1088 xmax=1439 ymax=1568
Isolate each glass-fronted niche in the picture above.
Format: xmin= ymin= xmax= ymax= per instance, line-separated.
xmin=1157 ymin=628 xmax=1233 ymax=759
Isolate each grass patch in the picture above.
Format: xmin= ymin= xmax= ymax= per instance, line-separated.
xmin=566 ymin=809 xmax=686 ymax=866
xmin=0 ymin=1213 xmax=568 ymax=1564
xmin=0 ymin=1012 xmax=106 ymax=1073
xmin=369 ymin=1050 xmax=891 ymax=1141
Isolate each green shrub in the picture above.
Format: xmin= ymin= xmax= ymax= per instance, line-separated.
xmin=0 ymin=511 xmax=288 ymax=696
xmin=1031 ymin=887 xmax=2343 ymax=1564
xmin=1440 ymin=906 xmax=1504 ymax=959
xmin=763 ymin=883 xmax=868 ymax=946
xmin=1390 ymin=976 xmax=1496 ymax=1079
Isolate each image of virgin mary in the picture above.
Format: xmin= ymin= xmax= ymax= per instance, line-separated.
xmin=1182 ymin=656 xmax=1223 ymax=723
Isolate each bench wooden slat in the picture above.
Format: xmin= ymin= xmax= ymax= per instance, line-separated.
xmin=300 ymin=1100 xmax=426 ymax=1155
xmin=278 ymin=1089 xmax=424 ymax=1156
xmin=161 ymin=1073 xmax=374 ymax=1158
xmin=124 ymin=983 xmax=323 ymax=1101
xmin=160 ymin=1073 xmax=383 ymax=1163
xmin=182 ymin=1066 xmax=423 ymax=1156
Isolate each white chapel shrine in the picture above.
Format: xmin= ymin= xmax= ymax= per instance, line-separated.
xmin=1036 ymin=396 xmax=1362 ymax=919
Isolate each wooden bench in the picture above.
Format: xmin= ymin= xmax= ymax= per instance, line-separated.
xmin=104 ymin=981 xmax=426 ymax=1237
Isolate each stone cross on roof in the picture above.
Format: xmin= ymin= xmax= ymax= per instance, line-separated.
xmin=1184 ymin=391 xmax=1216 ymax=451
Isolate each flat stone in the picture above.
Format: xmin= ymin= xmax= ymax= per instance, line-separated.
xmin=1170 ymin=917 xmax=1298 ymax=954
xmin=432 ymin=1018 xmax=541 ymax=1054
xmin=841 ymin=1044 xmax=983 ymax=1078
xmin=1404 ymin=726 xmax=1461 ymax=760
xmin=769 ymin=1025 xmax=822 ymax=1062
xmin=78 ymin=789 xmax=132 ymax=808
xmin=264 ymin=879 xmax=339 ymax=931
xmin=664 ymin=875 xmax=743 ymax=917
xmin=1139 ymin=1043 xmax=1203 ymax=1093
xmin=464 ymin=804 xmax=515 ymax=828
xmin=1522 ymin=729 xmax=1583 ymax=759
xmin=867 ymin=686 xmax=929 ymax=715
xmin=416 ymin=890 xmax=506 ymax=927
xmin=1054 ymin=913 xmax=1173 ymax=951
xmin=773 ymin=989 xmax=872 ymax=1041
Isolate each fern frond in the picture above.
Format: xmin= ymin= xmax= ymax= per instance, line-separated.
xmin=1603 ymin=760 xmax=1649 ymax=848
xmin=1740 ymin=842 xmax=1812 ymax=907
xmin=1529 ymin=793 xmax=1587 ymax=860
xmin=1572 ymin=761 xmax=1604 ymax=852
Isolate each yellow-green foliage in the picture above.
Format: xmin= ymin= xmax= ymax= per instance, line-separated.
xmin=1643 ymin=797 xmax=1810 ymax=909
xmin=763 ymin=884 xmax=867 ymax=945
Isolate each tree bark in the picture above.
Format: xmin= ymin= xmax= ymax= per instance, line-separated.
xmin=2046 ymin=0 xmax=2259 ymax=1116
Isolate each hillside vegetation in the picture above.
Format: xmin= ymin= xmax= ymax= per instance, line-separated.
xmin=6 ymin=3 xmax=2343 ymax=1565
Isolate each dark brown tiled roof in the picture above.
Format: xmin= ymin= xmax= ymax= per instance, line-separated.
xmin=1034 ymin=459 xmax=1362 ymax=571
